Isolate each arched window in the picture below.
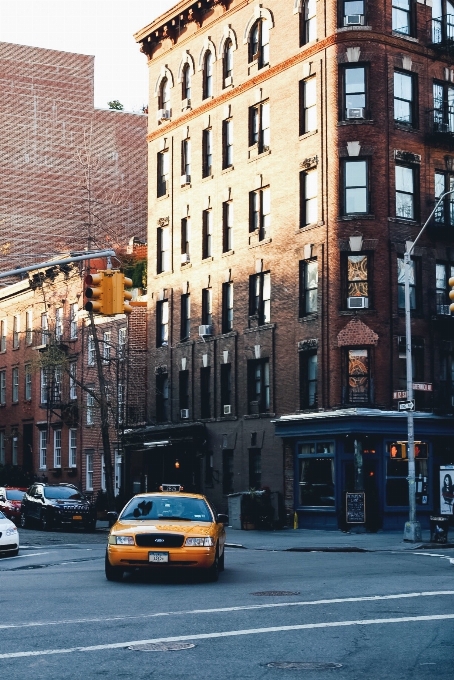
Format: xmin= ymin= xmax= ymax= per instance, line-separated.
xmin=160 ymin=78 xmax=170 ymax=113
xmin=182 ymin=64 xmax=191 ymax=101
xmin=249 ymin=19 xmax=270 ymax=68
xmin=203 ymin=51 xmax=213 ymax=99
xmin=224 ymin=39 xmax=233 ymax=82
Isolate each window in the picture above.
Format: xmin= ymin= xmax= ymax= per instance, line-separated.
xmin=88 ymin=334 xmax=95 ymax=366
xmin=103 ymin=331 xmax=111 ymax=363
xmin=86 ymin=452 xmax=93 ymax=491
xmin=440 ymin=351 xmax=454 ymax=409
xmin=13 ymin=315 xmax=20 ymax=348
xmin=248 ymin=359 xmax=270 ymax=413
xmin=40 ymin=368 xmax=48 ymax=404
xmin=87 ymin=391 xmax=95 ymax=425
xmin=69 ymin=362 xmax=77 ymax=399
xmin=432 ymin=0 xmax=454 ymax=44
xmin=181 ymin=217 xmax=191 ymax=261
xmin=69 ymin=429 xmax=77 ymax=467
xmin=200 ymin=367 xmax=211 ymax=418
xmin=202 ymin=288 xmax=212 ymax=327
xmin=249 ymin=101 xmax=270 ymax=153
xmin=179 ymin=370 xmax=189 ymax=411
xmin=343 ymin=159 xmax=369 ymax=214
xmin=181 ymin=137 xmax=191 ymax=183
xmin=299 ymin=77 xmax=317 ymax=134
xmin=341 ymin=0 xmax=365 ymax=25
xmin=344 ymin=253 xmax=371 ymax=309
xmin=117 ymin=382 xmax=125 ymax=425
xmin=157 ymin=150 xmax=169 ymax=197
xmin=298 ymin=442 xmax=335 ymax=507
xmin=180 ymin=293 xmax=191 ymax=341
xmin=222 ymin=282 xmax=234 ymax=333
xmin=39 ymin=430 xmax=47 ymax=469
xmin=182 ymin=63 xmax=191 ymax=101
xmin=55 ymin=308 xmax=63 ymax=341
xmin=0 ymin=432 xmax=4 ymax=465
xmin=397 ymin=256 xmax=418 ymax=309
xmin=249 ymin=272 xmax=271 ymax=325
xmin=343 ymin=66 xmax=366 ymax=119
xmin=398 ymin=336 xmax=424 ymax=389
xmin=25 ymin=310 xmax=33 ymax=345
xmin=0 ymin=319 xmax=5 ymax=352
xmin=300 ymin=352 xmax=318 ymax=409
xmin=347 ymin=348 xmax=370 ymax=403
xmin=386 ymin=441 xmax=428 ymax=507
xmin=156 ymin=373 xmax=169 ymax=422
xmin=156 ymin=300 xmax=169 ymax=347
xmin=54 ymin=430 xmax=62 ymax=468
xmin=434 ymin=171 xmax=454 ymax=225
xmin=221 ymin=363 xmax=232 ymax=413
xmin=118 ymin=327 xmax=127 ymax=360
xmin=202 ymin=129 xmax=213 ymax=177
xmin=25 ymin=364 xmax=32 ymax=400
xmin=299 ymin=259 xmax=318 ymax=315
xmin=249 ymin=449 xmax=261 ymax=489
xmin=301 ymin=0 xmax=317 ymax=44
xmin=11 ymin=429 xmax=18 ymax=466
xmin=41 ymin=313 xmax=49 ymax=345
xmin=202 ymin=210 xmax=212 ymax=259
xmin=69 ymin=303 xmax=77 ymax=339
xmin=222 ymin=118 xmax=233 ymax=169
xmin=249 ymin=186 xmax=271 ymax=240
xmin=160 ymin=77 xmax=170 ymax=112
xmin=433 ymin=81 xmax=454 ymax=133
xmin=0 ymin=370 xmax=6 ymax=405
xmin=222 ymin=449 xmax=234 ymax=495
xmin=436 ymin=262 xmax=454 ymax=314
xmin=223 ymin=39 xmax=233 ymax=83
xmin=250 ymin=19 xmax=270 ymax=68
xmin=396 ymin=165 xmax=416 ymax=219
xmin=203 ymin=51 xmax=213 ymax=99
xmin=392 ymin=0 xmax=412 ymax=34
xmin=52 ymin=366 xmax=62 ymax=404
xmin=300 ymin=170 xmax=318 ymax=226
xmin=223 ymin=201 xmax=233 ymax=252
xmin=157 ymin=226 xmax=170 ymax=274
xmin=394 ymin=71 xmax=415 ymax=125
xmin=12 ymin=367 xmax=19 ymax=403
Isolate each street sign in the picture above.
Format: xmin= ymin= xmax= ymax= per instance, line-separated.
xmin=398 ymin=399 xmax=415 ymax=412
xmin=412 ymin=382 xmax=433 ymax=392
xmin=393 ymin=390 xmax=407 ymax=399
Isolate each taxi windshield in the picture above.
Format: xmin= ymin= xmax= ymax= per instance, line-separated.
xmin=120 ymin=496 xmax=213 ymax=522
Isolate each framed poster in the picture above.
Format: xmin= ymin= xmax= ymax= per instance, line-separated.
xmin=440 ymin=467 xmax=454 ymax=515
xmin=346 ymin=492 xmax=366 ymax=524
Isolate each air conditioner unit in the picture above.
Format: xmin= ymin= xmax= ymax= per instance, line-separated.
xmin=346 ymin=107 xmax=365 ymax=119
xmin=181 ymin=253 xmax=190 ymax=264
xmin=198 ymin=325 xmax=213 ymax=337
xmin=180 ymin=174 xmax=191 ymax=186
xmin=344 ymin=14 xmax=364 ymax=25
xmin=181 ymin=98 xmax=191 ymax=110
xmin=223 ymin=404 xmax=232 ymax=415
xmin=347 ymin=296 xmax=369 ymax=309
xmin=157 ymin=109 xmax=171 ymax=121
xmin=224 ymin=76 xmax=233 ymax=87
xmin=180 ymin=409 xmax=189 ymax=419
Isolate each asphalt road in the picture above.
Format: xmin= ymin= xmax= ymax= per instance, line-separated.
xmin=1 ymin=528 xmax=454 ymax=680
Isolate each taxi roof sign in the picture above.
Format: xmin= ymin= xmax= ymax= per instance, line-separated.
xmin=160 ymin=484 xmax=183 ymax=492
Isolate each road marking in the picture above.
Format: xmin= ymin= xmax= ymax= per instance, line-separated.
xmin=0 ymin=552 xmax=49 ymax=560
xmin=1 ymin=613 xmax=453 ymax=660
xmin=0 ymin=590 xmax=452 ymax=630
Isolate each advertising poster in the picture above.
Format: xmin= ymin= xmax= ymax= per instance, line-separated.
xmin=440 ymin=467 xmax=454 ymax=515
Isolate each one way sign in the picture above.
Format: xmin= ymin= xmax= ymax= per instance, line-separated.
xmin=398 ymin=399 xmax=415 ymax=412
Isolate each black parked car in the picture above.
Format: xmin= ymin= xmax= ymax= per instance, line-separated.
xmin=20 ymin=483 xmax=97 ymax=532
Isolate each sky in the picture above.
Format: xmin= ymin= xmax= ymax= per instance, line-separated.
xmin=0 ymin=0 xmax=176 ymax=112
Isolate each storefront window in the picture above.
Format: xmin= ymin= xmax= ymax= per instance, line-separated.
xmin=298 ymin=441 xmax=335 ymax=507
xmin=386 ymin=441 xmax=428 ymax=506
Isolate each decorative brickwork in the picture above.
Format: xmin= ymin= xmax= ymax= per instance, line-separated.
xmin=337 ymin=318 xmax=379 ymax=347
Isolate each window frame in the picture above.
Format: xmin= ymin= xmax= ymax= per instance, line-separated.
xmin=299 ymin=169 xmax=318 ymax=227
xmin=156 ymin=299 xmax=169 ymax=347
xmin=69 ymin=303 xmax=78 ymax=339
xmin=179 ymin=370 xmax=190 ymax=411
xmin=39 ymin=429 xmax=47 ymax=469
xmin=436 ymin=261 xmax=454 ymax=315
xmin=203 ymin=50 xmax=213 ymax=99
xmin=299 ymin=258 xmax=318 ymax=316
xmin=157 ymin=225 xmax=170 ymax=274
xmin=69 ymin=429 xmax=77 ymax=468
xmin=180 ymin=293 xmax=191 ymax=341
xmin=222 ymin=282 xmax=234 ymax=333
xmin=395 ymin=163 xmax=418 ymax=221
xmin=342 ymin=158 xmax=370 ymax=215
xmin=12 ymin=366 xmax=19 ymax=403
xmin=300 ymin=0 xmax=317 ymax=45
xmin=54 ymin=429 xmax=62 ymax=469
xmin=182 ymin=63 xmax=191 ymax=101
xmin=13 ymin=314 xmax=20 ymax=349
xmin=25 ymin=364 xmax=32 ymax=401
xmin=25 ymin=310 xmax=33 ymax=345
xmin=249 ymin=186 xmax=271 ymax=240
xmin=222 ymin=118 xmax=233 ymax=169
xmin=220 ymin=363 xmax=232 ymax=413
xmin=86 ymin=451 xmax=94 ymax=491
xmin=341 ymin=64 xmax=368 ymax=121
xmin=397 ymin=255 xmax=421 ymax=311
xmin=181 ymin=137 xmax=191 ymax=182
xmin=342 ymin=251 xmax=373 ymax=310
xmin=339 ymin=0 xmax=366 ymax=27
xmin=202 ymin=210 xmax=213 ymax=259
xmin=156 ymin=373 xmax=169 ymax=423
xmin=202 ymin=128 xmax=213 ymax=178
xmin=222 ymin=201 xmax=233 ymax=253
xmin=345 ymin=347 xmax=372 ymax=405
xmin=201 ymin=288 xmax=213 ymax=327
xmin=299 ymin=77 xmax=317 ymax=135
xmin=247 ymin=358 xmax=270 ymax=413
xmin=223 ymin=38 xmax=233 ymax=83
xmin=200 ymin=366 xmax=211 ymax=418
xmin=249 ymin=101 xmax=270 ymax=153
xmin=394 ymin=70 xmax=417 ymax=127
xmin=157 ymin=150 xmax=169 ymax=198
xmin=392 ymin=0 xmax=414 ymax=36
xmin=0 ymin=370 xmax=5 ymax=405
xmin=249 ymin=272 xmax=271 ymax=326
xmin=181 ymin=217 xmax=191 ymax=259
xmin=299 ymin=350 xmax=318 ymax=409
xmin=249 ymin=19 xmax=270 ymax=68
xmin=434 ymin=170 xmax=454 ymax=225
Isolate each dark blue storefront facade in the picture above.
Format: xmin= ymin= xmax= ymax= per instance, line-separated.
xmin=274 ymin=409 xmax=454 ymax=531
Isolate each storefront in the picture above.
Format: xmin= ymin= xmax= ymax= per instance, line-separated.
xmin=274 ymin=409 xmax=454 ymax=531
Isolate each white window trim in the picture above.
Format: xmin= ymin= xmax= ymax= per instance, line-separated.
xmin=54 ymin=429 xmax=62 ymax=468
xmin=69 ymin=429 xmax=77 ymax=468
xmin=39 ymin=430 xmax=47 ymax=470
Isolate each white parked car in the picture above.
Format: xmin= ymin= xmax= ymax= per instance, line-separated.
xmin=0 ymin=510 xmax=19 ymax=556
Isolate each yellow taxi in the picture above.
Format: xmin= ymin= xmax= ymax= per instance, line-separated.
xmin=105 ymin=485 xmax=227 ymax=582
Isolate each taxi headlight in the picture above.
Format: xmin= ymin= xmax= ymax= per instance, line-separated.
xmin=110 ymin=535 xmax=135 ymax=545
xmin=185 ymin=537 xmax=215 ymax=547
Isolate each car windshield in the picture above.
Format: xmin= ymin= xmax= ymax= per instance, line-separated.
xmin=0 ymin=511 xmax=5 ymax=519
xmin=120 ymin=496 xmax=213 ymax=522
xmin=43 ymin=487 xmax=85 ymax=500
xmin=6 ymin=490 xmax=25 ymax=500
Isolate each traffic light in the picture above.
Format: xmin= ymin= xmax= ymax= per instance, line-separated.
xmin=84 ymin=272 xmax=111 ymax=314
xmin=449 ymin=276 xmax=454 ymax=313
xmin=111 ymin=271 xmax=133 ymax=315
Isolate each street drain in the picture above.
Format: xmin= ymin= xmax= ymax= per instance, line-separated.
xmin=128 ymin=642 xmax=195 ymax=652
xmin=266 ymin=662 xmax=342 ymax=670
xmin=252 ymin=591 xmax=300 ymax=596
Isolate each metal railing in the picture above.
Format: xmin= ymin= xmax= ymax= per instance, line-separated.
xmin=431 ymin=16 xmax=454 ymax=47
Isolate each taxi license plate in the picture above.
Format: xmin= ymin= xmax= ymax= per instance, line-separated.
xmin=149 ymin=552 xmax=169 ymax=563
xmin=72 ymin=515 xmax=83 ymax=520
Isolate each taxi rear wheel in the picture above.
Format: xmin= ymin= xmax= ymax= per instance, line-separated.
xmin=105 ymin=552 xmax=124 ymax=582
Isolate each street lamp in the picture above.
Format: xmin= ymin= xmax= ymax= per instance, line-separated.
xmin=403 ymin=188 xmax=454 ymax=542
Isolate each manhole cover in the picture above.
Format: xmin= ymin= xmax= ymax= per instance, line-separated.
xmin=128 ymin=642 xmax=195 ymax=652
xmin=266 ymin=662 xmax=342 ymax=670
xmin=252 ymin=591 xmax=300 ymax=596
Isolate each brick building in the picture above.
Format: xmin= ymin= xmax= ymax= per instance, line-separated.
xmin=127 ymin=0 xmax=454 ymax=529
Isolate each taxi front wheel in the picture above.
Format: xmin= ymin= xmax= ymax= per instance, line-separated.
xmin=105 ymin=552 xmax=124 ymax=582
xmin=206 ymin=546 xmax=220 ymax=582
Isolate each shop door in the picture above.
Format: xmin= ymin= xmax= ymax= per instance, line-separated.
xmin=364 ymin=459 xmax=382 ymax=532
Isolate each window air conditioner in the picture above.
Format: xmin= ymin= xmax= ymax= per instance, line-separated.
xmin=180 ymin=409 xmax=189 ymax=419
xmin=181 ymin=253 xmax=190 ymax=264
xmin=157 ymin=109 xmax=171 ymax=121
xmin=180 ymin=174 xmax=191 ymax=186
xmin=223 ymin=404 xmax=232 ymax=415
xmin=181 ymin=98 xmax=191 ymax=110
xmin=344 ymin=14 xmax=364 ymax=26
xmin=198 ymin=325 xmax=213 ymax=336
xmin=224 ymin=76 xmax=233 ymax=87
xmin=346 ymin=107 xmax=365 ymax=120
xmin=347 ymin=296 xmax=369 ymax=309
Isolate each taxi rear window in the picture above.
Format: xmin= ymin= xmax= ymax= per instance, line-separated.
xmin=120 ymin=497 xmax=212 ymax=522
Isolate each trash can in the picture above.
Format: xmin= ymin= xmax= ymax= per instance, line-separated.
xmin=429 ymin=516 xmax=449 ymax=544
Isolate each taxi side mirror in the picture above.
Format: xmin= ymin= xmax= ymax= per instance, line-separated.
xmin=217 ymin=513 xmax=229 ymax=525
xmin=107 ymin=511 xmax=119 ymax=527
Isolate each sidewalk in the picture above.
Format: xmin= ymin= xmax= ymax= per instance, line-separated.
xmin=224 ymin=527 xmax=454 ymax=552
